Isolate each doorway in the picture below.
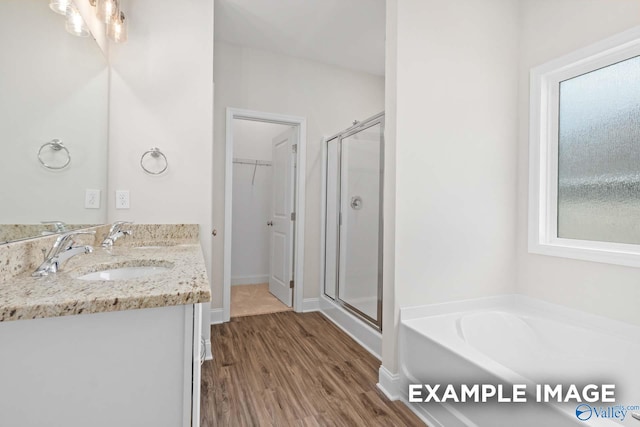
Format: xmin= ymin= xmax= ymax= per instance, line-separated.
xmin=223 ymin=108 xmax=307 ymax=322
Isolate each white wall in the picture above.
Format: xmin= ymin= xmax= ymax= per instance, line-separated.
xmin=0 ymin=0 xmax=108 ymax=225
xmin=231 ymin=164 xmax=272 ymax=285
xmin=383 ymin=0 xmax=520 ymax=372
xmin=233 ymin=119 xmax=289 ymax=161
xmin=108 ymin=0 xmax=214 ymax=333
xmin=214 ymin=41 xmax=385 ymax=306
xmin=516 ymin=0 xmax=640 ymax=326
xmin=231 ymin=120 xmax=291 ymax=285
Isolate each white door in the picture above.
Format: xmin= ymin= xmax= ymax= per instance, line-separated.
xmin=269 ymin=127 xmax=296 ymax=306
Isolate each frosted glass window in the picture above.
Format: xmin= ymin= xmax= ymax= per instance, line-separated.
xmin=530 ymin=30 xmax=640 ymax=267
xmin=557 ymin=55 xmax=640 ymax=244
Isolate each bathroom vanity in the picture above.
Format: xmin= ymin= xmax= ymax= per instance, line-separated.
xmin=0 ymin=5 xmax=209 ymax=425
xmin=0 ymin=225 xmax=211 ymax=427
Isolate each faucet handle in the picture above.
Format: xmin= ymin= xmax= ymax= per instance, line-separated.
xmin=53 ymin=230 xmax=97 ymax=249
xmin=109 ymin=221 xmax=134 ymax=234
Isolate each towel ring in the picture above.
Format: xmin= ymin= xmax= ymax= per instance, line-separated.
xmin=38 ymin=139 xmax=70 ymax=170
xmin=140 ymin=147 xmax=168 ymax=175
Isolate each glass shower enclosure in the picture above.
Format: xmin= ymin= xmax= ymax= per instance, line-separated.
xmin=324 ymin=112 xmax=384 ymax=330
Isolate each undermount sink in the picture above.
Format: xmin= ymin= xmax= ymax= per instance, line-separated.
xmin=77 ymin=266 xmax=172 ymax=281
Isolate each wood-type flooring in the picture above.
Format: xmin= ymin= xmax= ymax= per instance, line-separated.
xmin=200 ymin=311 xmax=425 ymax=426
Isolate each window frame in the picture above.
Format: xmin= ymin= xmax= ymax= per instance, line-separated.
xmin=529 ymin=26 xmax=640 ymax=268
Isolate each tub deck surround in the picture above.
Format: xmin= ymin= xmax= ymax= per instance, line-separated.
xmin=397 ymin=295 xmax=640 ymax=427
xmin=0 ymin=224 xmax=211 ymax=322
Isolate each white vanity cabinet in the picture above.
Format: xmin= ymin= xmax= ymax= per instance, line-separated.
xmin=0 ymin=303 xmax=203 ymax=427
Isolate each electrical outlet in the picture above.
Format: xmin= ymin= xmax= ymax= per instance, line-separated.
xmin=85 ymin=189 xmax=101 ymax=209
xmin=115 ymin=190 xmax=130 ymax=209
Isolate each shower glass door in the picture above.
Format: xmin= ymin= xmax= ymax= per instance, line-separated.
xmin=324 ymin=140 xmax=340 ymax=300
xmin=324 ymin=114 xmax=384 ymax=330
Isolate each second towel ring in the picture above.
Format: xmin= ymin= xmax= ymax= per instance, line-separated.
xmin=38 ymin=139 xmax=70 ymax=170
xmin=140 ymin=147 xmax=168 ymax=175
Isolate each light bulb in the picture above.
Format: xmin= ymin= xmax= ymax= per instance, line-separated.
xmin=49 ymin=0 xmax=72 ymax=15
xmin=65 ymin=7 xmax=90 ymax=37
xmin=107 ymin=11 xmax=128 ymax=43
xmin=96 ymin=0 xmax=118 ymax=24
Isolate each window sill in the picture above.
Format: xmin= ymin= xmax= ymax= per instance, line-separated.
xmin=528 ymin=238 xmax=640 ymax=269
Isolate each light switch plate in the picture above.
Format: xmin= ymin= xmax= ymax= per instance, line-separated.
xmin=85 ymin=189 xmax=101 ymax=209
xmin=115 ymin=190 xmax=130 ymax=209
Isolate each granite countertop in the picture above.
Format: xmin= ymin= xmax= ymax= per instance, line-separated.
xmin=0 ymin=242 xmax=211 ymax=322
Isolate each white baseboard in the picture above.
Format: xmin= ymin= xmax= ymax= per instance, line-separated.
xmin=231 ymin=275 xmax=269 ymax=286
xmin=319 ymin=296 xmax=381 ymax=359
xmin=204 ymin=339 xmax=212 ymax=361
xmin=377 ymin=365 xmax=401 ymax=400
xmin=210 ymin=308 xmax=224 ymax=325
xmin=302 ymin=298 xmax=320 ymax=312
xmin=399 ymin=399 xmax=454 ymax=427
xmin=378 ymin=368 xmax=451 ymax=427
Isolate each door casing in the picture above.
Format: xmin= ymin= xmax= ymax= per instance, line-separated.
xmin=223 ymin=108 xmax=307 ymax=322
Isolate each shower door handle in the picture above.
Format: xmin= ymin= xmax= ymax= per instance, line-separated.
xmin=267 ymin=221 xmax=273 ymax=227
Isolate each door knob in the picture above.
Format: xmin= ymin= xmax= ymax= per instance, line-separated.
xmin=350 ymin=196 xmax=363 ymax=210
xmin=267 ymin=221 xmax=273 ymax=227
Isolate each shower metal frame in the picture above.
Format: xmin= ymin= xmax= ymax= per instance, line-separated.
xmin=323 ymin=112 xmax=384 ymax=331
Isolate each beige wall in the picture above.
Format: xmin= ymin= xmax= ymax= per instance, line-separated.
xmin=516 ymin=0 xmax=640 ymax=326
xmin=213 ymin=41 xmax=385 ymax=307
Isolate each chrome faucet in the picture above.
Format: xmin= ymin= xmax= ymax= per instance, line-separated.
xmin=32 ymin=231 xmax=95 ymax=277
xmin=101 ymin=221 xmax=133 ymax=249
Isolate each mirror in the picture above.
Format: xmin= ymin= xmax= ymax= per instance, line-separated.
xmin=0 ymin=0 xmax=108 ymax=244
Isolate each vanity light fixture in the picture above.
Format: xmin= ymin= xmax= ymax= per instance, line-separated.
xmin=49 ymin=0 xmax=129 ymax=43
xmin=96 ymin=0 xmax=118 ymax=24
xmin=49 ymin=0 xmax=73 ymax=15
xmin=65 ymin=6 xmax=90 ymax=37
xmin=93 ymin=0 xmax=129 ymax=43
xmin=107 ymin=11 xmax=127 ymax=43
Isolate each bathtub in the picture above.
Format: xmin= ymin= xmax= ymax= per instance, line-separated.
xmin=398 ymin=296 xmax=640 ymax=427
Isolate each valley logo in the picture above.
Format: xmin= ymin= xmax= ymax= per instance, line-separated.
xmin=576 ymin=403 xmax=640 ymax=422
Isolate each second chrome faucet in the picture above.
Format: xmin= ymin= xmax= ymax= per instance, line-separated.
xmin=101 ymin=221 xmax=133 ymax=249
